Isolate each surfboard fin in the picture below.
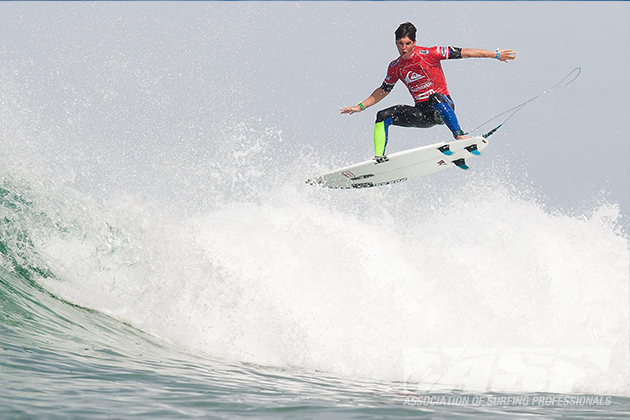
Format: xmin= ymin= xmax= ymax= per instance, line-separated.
xmin=452 ymin=158 xmax=469 ymax=170
xmin=438 ymin=145 xmax=452 ymax=156
xmin=465 ymin=144 xmax=481 ymax=155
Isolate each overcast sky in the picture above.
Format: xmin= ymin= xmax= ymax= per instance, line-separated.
xmin=1 ymin=2 xmax=628 ymax=222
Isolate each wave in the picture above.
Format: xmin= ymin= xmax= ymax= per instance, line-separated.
xmin=1 ymin=137 xmax=628 ymax=395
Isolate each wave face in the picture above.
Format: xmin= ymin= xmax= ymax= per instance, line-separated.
xmin=0 ymin=1 xmax=628 ymax=407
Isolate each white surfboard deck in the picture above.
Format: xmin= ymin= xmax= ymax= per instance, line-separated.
xmin=307 ymin=136 xmax=489 ymax=189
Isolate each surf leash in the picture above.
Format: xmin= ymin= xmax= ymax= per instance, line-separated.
xmin=467 ymin=67 xmax=582 ymax=139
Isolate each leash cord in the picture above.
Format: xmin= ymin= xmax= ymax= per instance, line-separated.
xmin=469 ymin=67 xmax=582 ymax=139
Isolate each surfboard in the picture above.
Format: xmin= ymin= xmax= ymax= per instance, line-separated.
xmin=307 ymin=136 xmax=489 ymax=189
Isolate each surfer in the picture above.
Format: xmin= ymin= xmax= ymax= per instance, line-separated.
xmin=340 ymin=22 xmax=516 ymax=161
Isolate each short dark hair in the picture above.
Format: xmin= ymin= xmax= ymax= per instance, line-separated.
xmin=395 ymin=22 xmax=417 ymax=42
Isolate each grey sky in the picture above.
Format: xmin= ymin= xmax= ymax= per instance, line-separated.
xmin=1 ymin=2 xmax=628 ymax=222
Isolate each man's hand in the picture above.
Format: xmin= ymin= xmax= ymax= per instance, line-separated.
xmin=340 ymin=105 xmax=364 ymax=115
xmin=497 ymin=49 xmax=517 ymax=62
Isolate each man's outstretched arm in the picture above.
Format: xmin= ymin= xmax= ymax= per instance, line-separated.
xmin=340 ymin=87 xmax=391 ymax=115
xmin=461 ymin=48 xmax=517 ymax=63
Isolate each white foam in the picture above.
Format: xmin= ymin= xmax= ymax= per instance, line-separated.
xmin=32 ymin=164 xmax=629 ymax=395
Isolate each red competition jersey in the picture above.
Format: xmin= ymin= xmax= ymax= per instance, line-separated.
xmin=383 ymin=45 xmax=460 ymax=103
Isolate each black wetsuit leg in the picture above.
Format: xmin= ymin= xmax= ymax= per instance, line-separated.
xmin=375 ymin=104 xmax=442 ymax=128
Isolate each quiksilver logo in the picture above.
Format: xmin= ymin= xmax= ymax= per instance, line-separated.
xmin=404 ymin=72 xmax=425 ymax=83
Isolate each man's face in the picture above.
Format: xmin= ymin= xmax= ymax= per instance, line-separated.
xmin=396 ymin=36 xmax=416 ymax=59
